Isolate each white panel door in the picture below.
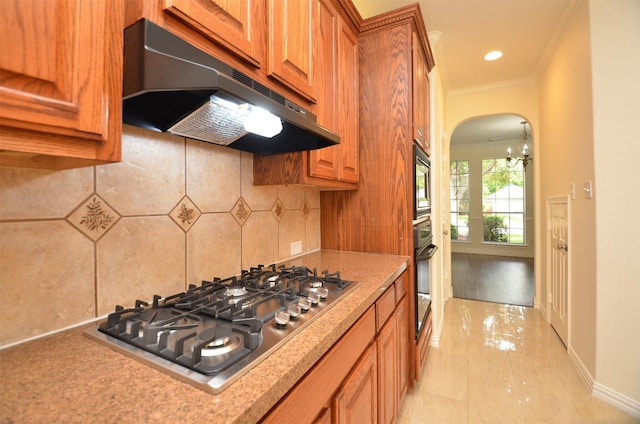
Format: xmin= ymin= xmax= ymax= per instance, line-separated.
xmin=548 ymin=196 xmax=569 ymax=346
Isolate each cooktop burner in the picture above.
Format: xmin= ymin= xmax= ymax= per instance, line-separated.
xmin=84 ymin=264 xmax=357 ymax=393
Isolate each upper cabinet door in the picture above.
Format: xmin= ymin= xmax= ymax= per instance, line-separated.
xmin=412 ymin=32 xmax=430 ymax=155
xmin=309 ymin=0 xmax=358 ymax=184
xmin=309 ymin=0 xmax=339 ymax=180
xmin=337 ymin=19 xmax=359 ymax=182
xmin=268 ymin=0 xmax=316 ymax=103
xmin=163 ymin=0 xmax=265 ymax=67
xmin=0 ymin=0 xmax=123 ymax=166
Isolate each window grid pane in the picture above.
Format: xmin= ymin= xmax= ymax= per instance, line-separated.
xmin=481 ymin=158 xmax=525 ymax=244
xmin=450 ymin=160 xmax=469 ymax=241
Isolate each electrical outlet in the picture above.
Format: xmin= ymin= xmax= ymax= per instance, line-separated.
xmin=290 ymin=241 xmax=303 ymax=256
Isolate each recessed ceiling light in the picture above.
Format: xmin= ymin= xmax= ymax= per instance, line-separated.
xmin=484 ymin=51 xmax=503 ymax=61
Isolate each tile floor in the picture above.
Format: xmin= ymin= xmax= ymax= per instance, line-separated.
xmin=398 ymin=298 xmax=639 ymax=423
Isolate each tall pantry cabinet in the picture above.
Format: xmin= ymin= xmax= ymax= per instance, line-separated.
xmin=320 ymin=3 xmax=435 ymax=391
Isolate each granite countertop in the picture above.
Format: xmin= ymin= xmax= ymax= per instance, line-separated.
xmin=0 ymin=250 xmax=409 ymax=424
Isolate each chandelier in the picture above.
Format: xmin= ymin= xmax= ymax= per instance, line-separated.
xmin=506 ymin=120 xmax=532 ymax=169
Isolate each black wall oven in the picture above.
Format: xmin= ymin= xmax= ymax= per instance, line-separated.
xmin=413 ymin=143 xmax=436 ymax=340
xmin=414 ymin=144 xmax=431 ymax=219
xmin=414 ymin=217 xmax=437 ymax=340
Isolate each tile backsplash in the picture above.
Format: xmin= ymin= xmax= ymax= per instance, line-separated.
xmin=0 ymin=126 xmax=321 ymax=347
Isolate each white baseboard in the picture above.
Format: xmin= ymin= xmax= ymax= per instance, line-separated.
xmin=568 ymin=346 xmax=595 ymax=390
xmin=429 ymin=317 xmax=443 ymax=348
xmin=593 ymin=382 xmax=640 ymax=419
xmin=569 ymin=346 xmax=640 ymax=419
xmin=538 ymin=300 xmax=548 ymax=322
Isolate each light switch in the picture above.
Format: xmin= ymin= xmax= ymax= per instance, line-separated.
xmin=584 ymin=180 xmax=593 ymax=199
xmin=570 ymin=183 xmax=575 ymax=200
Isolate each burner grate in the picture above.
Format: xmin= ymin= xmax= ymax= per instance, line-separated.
xmin=89 ymin=263 xmax=356 ymax=392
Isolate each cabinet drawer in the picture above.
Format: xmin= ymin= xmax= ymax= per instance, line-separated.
xmin=375 ymin=284 xmax=396 ymax=331
xmin=394 ymin=273 xmax=407 ymax=302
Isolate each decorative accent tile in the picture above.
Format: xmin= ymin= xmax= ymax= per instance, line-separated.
xmin=67 ymin=194 xmax=120 ymax=242
xmin=170 ymin=196 xmax=201 ymax=232
xmin=231 ymin=197 xmax=252 ymax=226
xmin=301 ymin=200 xmax=311 ymax=220
xmin=271 ymin=198 xmax=286 ymax=222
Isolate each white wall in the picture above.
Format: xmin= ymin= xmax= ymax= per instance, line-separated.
xmin=428 ymin=31 xmax=448 ymax=347
xmin=589 ymin=0 xmax=640 ymax=411
xmin=537 ymin=0 xmax=640 ymax=415
xmin=538 ymin=0 xmax=597 ymax=378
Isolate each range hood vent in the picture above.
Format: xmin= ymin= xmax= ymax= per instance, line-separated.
xmin=122 ymin=19 xmax=339 ymax=155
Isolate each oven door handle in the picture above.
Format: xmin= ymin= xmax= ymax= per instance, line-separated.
xmin=412 ymin=216 xmax=430 ymax=226
xmin=417 ymin=243 xmax=438 ymax=260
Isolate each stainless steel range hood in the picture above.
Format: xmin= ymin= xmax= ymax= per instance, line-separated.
xmin=123 ymin=19 xmax=339 ymax=155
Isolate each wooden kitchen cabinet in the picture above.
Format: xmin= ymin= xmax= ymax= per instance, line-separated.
xmin=261 ymin=307 xmax=376 ymax=424
xmin=320 ymin=2 xmax=434 ymax=393
xmin=413 ymin=32 xmax=432 ymax=156
xmin=377 ymin=271 xmax=410 ymax=424
xmin=0 ymin=0 xmax=124 ymax=169
xmin=377 ymin=307 xmax=398 ymax=424
xmin=397 ymin=294 xmax=410 ymax=401
xmin=321 ymin=4 xmax=434 ymax=255
xmin=268 ymin=0 xmax=316 ymax=103
xmin=162 ymin=0 xmax=319 ymax=102
xmin=334 ymin=17 xmax=360 ymax=183
xmin=263 ymin=272 xmax=410 ymax=423
xmin=334 ymin=343 xmax=377 ymax=423
xmin=309 ymin=1 xmax=359 ymax=184
xmin=162 ymin=0 xmax=266 ymax=68
xmin=253 ymin=0 xmax=359 ymax=190
xmin=163 ymin=0 xmax=317 ymax=104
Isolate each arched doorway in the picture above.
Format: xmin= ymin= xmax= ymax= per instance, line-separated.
xmin=448 ymin=113 xmax=535 ymax=306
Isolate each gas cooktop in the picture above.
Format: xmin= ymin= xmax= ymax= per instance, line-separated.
xmin=85 ymin=264 xmax=357 ymax=393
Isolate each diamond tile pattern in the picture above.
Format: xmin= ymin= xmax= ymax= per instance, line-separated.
xmin=301 ymin=199 xmax=311 ymax=219
xmin=231 ymin=197 xmax=252 ymax=226
xmin=271 ymin=198 xmax=286 ymax=222
xmin=67 ymin=194 xmax=120 ymax=242
xmin=170 ymin=196 xmax=201 ymax=232
xmin=0 ymin=126 xmax=322 ymax=347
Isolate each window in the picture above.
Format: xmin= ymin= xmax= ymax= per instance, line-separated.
xmin=481 ymin=158 xmax=525 ymax=244
xmin=450 ymin=160 xmax=470 ymax=241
